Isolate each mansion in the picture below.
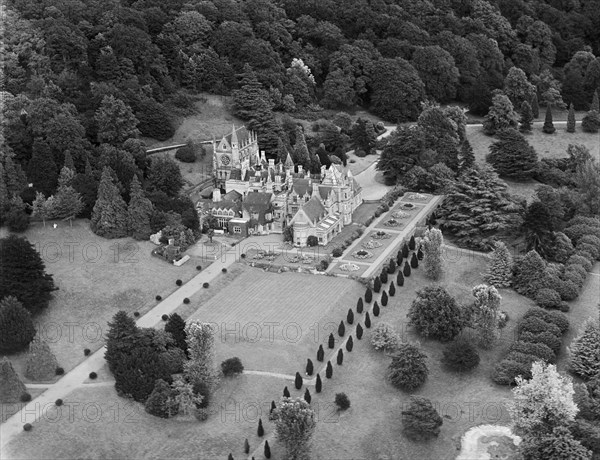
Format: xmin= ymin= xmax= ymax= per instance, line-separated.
xmin=199 ymin=125 xmax=363 ymax=247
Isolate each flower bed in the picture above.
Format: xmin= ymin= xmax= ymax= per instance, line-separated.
xmin=371 ymin=231 xmax=392 ymax=240
xmin=401 ymin=203 xmax=416 ymax=210
xmin=391 ymin=211 xmax=409 ymax=219
xmin=339 ymin=263 xmax=360 ymax=272
xmin=251 ymin=251 xmax=278 ymax=261
xmin=407 ymin=193 xmax=428 ymax=201
xmin=362 ymin=239 xmax=383 ymax=249
xmin=383 ymin=219 xmax=401 ymax=227
xmin=352 ymin=250 xmax=373 ymax=259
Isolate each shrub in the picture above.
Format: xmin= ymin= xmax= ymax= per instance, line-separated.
xmin=23 ymin=423 xmax=32 ymax=431
xmin=347 ymin=309 xmax=354 ymax=325
xmin=264 ymin=440 xmax=271 ymax=459
xmin=295 ymin=372 xmax=303 ymax=389
xmin=498 ymin=311 xmax=509 ymax=329
xmin=176 ymin=279 xmax=183 ymax=286
xmin=20 ymin=392 xmax=31 ymax=402
xmin=335 ymin=393 xmax=350 ymax=410
xmin=371 ymin=322 xmax=400 ymax=352
xmin=145 ymin=379 xmax=176 ymax=418
xmin=380 ymin=270 xmax=388 ymax=284
xmin=403 ymin=262 xmax=411 ymax=277
xmin=161 ymin=314 xmax=168 ymax=321
xmin=410 ymin=253 xmax=418 ymax=268
xmin=156 ymin=295 xmax=162 ymax=301
xmin=328 ymin=333 xmax=335 ymax=348
xmin=133 ymin=312 xmax=140 ymax=317
xmin=519 ymin=316 xmax=562 ymax=337
xmin=389 ymin=282 xmax=396 ymax=296
xmin=582 ymin=110 xmax=600 ymax=133
xmin=304 ymin=388 xmax=311 ymax=403
xmin=388 ymin=259 xmax=396 ymax=274
xmin=332 ymin=248 xmax=343 ymax=257
xmin=365 ymin=312 xmax=371 ymax=328
xmin=196 ymin=265 xmax=202 ymax=270
xmin=556 ymin=279 xmax=579 ymax=300
xmin=203 ymin=282 xmax=209 ymax=288
xmin=374 ymin=276 xmax=381 ymax=293
xmin=567 ymin=255 xmax=592 ymax=272
xmin=509 ymin=340 xmax=556 ymax=363
xmin=381 ymin=291 xmax=388 ymax=306
xmin=401 ymin=396 xmax=443 ymax=441
xmin=221 ymin=357 xmax=244 ymax=376
xmin=365 ymin=287 xmax=373 ymax=303
xmin=316 ymin=374 xmax=322 ymax=392
xmin=492 ymin=359 xmax=533 ymax=385
xmin=357 ymin=298 xmax=364 ymax=314
xmin=283 ymin=386 xmax=290 ymax=397
xmin=307 ymin=235 xmax=318 ymax=247
xmin=387 ymin=343 xmax=429 ymax=391
xmin=535 ymin=288 xmax=562 ymax=309
xmin=306 ymin=359 xmax=314 ymax=375
xmin=397 ymin=271 xmax=404 ymax=286
xmin=175 ymin=143 xmax=197 ymax=163
xmin=0 ymin=297 xmax=36 ymax=353
xmin=55 ymin=367 xmax=64 ymax=376
xmin=337 ymin=349 xmax=344 ymax=365
xmin=326 ymin=361 xmax=333 ymax=378
xmin=257 ymin=418 xmax=264 ymax=437
xmin=221 ymin=268 xmax=227 ymax=274
xmin=568 ymin=317 xmax=600 ymax=380
xmin=338 ymin=320 xmax=345 ymax=337
xmin=373 ymin=302 xmax=380 ymax=317
xmin=84 ymin=348 xmax=91 ymax=356
xmin=441 ymin=338 xmax=480 ymax=372
xmin=409 ymin=235 xmax=416 ymax=250
xmin=55 ymin=399 xmax=63 ymax=406
xmin=89 ymin=372 xmax=97 ymax=379
xmin=408 ymin=287 xmax=464 ymax=342
xmin=519 ymin=331 xmax=562 ymax=355
xmin=356 ymin=323 xmax=364 ymax=340
xmin=317 ymin=345 xmax=324 ymax=361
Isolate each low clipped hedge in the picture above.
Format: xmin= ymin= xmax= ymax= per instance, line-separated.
xmin=519 ymin=316 xmax=562 ymax=337
xmin=509 ymin=340 xmax=556 ymax=363
xmin=492 ymin=359 xmax=533 ymax=385
xmin=519 ymin=331 xmax=562 ymax=355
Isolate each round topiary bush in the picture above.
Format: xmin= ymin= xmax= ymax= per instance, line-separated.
xmin=55 ymin=367 xmax=64 ymax=375
xmin=203 ymin=282 xmax=209 ymax=288
xmin=155 ymin=295 xmax=162 ymax=301
xmin=23 ymin=423 xmax=32 ymax=431
xmin=161 ymin=314 xmax=169 ymax=321
xmin=332 ymin=248 xmax=343 ymax=258
xmin=241 ymin=253 xmax=246 ymax=259
xmin=20 ymin=392 xmax=32 ymax=402
xmin=55 ymin=399 xmax=63 ymax=406
xmin=84 ymin=348 xmax=91 ymax=356
xmin=222 ymin=268 xmax=227 ymax=273
xmin=441 ymin=338 xmax=480 ymax=372
xmin=535 ymin=288 xmax=562 ymax=309
xmin=89 ymin=372 xmax=97 ymax=380
xmin=387 ymin=343 xmax=429 ymax=391
xmin=196 ymin=265 xmax=202 ymax=270
xmin=335 ymin=392 xmax=351 ymax=410
xmin=183 ymin=298 xmax=190 ymax=304
xmin=176 ymin=279 xmax=183 ymax=286
xmin=133 ymin=312 xmax=140 ymax=317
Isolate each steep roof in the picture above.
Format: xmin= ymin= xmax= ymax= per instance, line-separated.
xmin=223 ymin=190 xmax=243 ymax=202
xmin=243 ymin=192 xmax=273 ymax=224
xmin=318 ymin=185 xmax=332 ymax=200
xmin=292 ymin=178 xmax=311 ymax=196
xmin=225 ymin=126 xmax=252 ymax=146
xmin=300 ymin=196 xmax=327 ymax=224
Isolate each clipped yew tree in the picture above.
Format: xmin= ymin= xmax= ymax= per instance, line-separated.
xmin=401 ymin=396 xmax=443 ymax=441
xmin=408 ymin=287 xmax=464 ymax=342
xmin=484 ymin=241 xmax=513 ymax=287
xmin=0 ymin=357 xmax=27 ymax=403
xmin=568 ymin=317 xmax=600 ymax=380
xmin=0 ymin=296 xmax=36 ymax=353
xmin=388 ymin=343 xmax=429 ymax=391
xmin=25 ymin=334 xmax=59 ymax=381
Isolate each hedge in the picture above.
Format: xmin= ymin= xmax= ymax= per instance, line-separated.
xmin=509 ymin=340 xmax=556 ymax=363
xmin=519 ymin=316 xmax=562 ymax=338
xmin=519 ymin=331 xmax=562 ymax=354
xmin=535 ymin=288 xmax=562 ymax=309
xmin=523 ymin=308 xmax=569 ymax=334
xmin=492 ymin=359 xmax=533 ymax=385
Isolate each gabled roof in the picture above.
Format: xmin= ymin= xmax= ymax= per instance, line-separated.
xmin=292 ymin=178 xmax=311 ymax=196
xmin=299 ymin=196 xmax=327 ymax=225
xmin=223 ymin=190 xmax=242 ymax=202
xmin=210 ymin=199 xmax=242 ymax=214
xmin=243 ymin=192 xmax=274 ymax=224
xmin=318 ymin=185 xmax=332 ymax=201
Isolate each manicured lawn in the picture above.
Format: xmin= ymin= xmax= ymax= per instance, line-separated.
xmin=351 ymin=202 xmax=381 ymax=226
xmin=0 ymin=220 xmax=199 ymax=378
xmin=185 ymin=267 xmax=365 ymax=375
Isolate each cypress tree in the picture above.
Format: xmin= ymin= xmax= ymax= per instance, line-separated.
xmin=373 ymin=302 xmax=380 ymax=317
xmin=381 ymin=291 xmax=388 ymax=306
xmin=365 ymin=312 xmax=371 ymax=328
xmin=295 ymin=372 xmax=303 ymax=390
xmin=304 ymin=388 xmax=311 ymax=403
xmin=264 ymin=440 xmax=271 ymax=459
xmin=542 ymin=105 xmax=556 ymax=134
xmin=357 ymin=298 xmax=364 ymax=314
xmin=328 ymin=333 xmax=335 ymax=349
xmin=293 ymin=126 xmax=311 ymax=171
xmin=519 ymin=101 xmax=533 ymax=133
xmin=459 ymin=139 xmax=475 ymax=172
xmin=316 ymin=373 xmax=322 ymax=392
xmin=228 ymin=453 xmax=234 ymax=460
xmin=365 ymin=287 xmax=373 ymax=303
xmin=417 ymin=246 xmax=424 ymax=260
xmin=270 ymin=401 xmax=276 ymax=414
xmin=388 ymin=259 xmax=396 ymax=274
xmin=404 ymin=262 xmax=411 ymax=277
xmin=337 ymin=349 xmax=344 ymax=365
xmin=127 ymin=175 xmax=153 ymax=240
xmin=409 ymin=235 xmax=416 ymax=250
xmin=346 ymin=335 xmax=354 ymax=352
xmin=566 ymin=103 xmax=576 ymax=133
xmin=380 ymin=270 xmax=388 ymax=284
xmin=531 ymin=93 xmax=540 ymax=118
xmin=0 ymin=297 xmax=36 ymax=353
xmin=165 ymin=313 xmax=188 ymax=356
xmin=347 ymin=309 xmax=354 ymax=325
xmin=411 ymin=253 xmax=419 ymax=268
xmin=317 ymin=344 xmax=324 ymax=361
xmin=397 ymin=271 xmax=405 ymax=286
xmin=389 ymin=281 xmax=396 ymax=296
xmin=283 ymin=386 xmax=290 ymax=397
xmin=338 ymin=320 xmax=345 ymax=337
xmin=326 ymin=361 xmax=333 ymax=378
xmin=356 ymin=323 xmax=364 ymax=340
xmin=592 ymin=90 xmax=600 ymax=112
xmin=245 ymin=437 xmax=250 ymax=453
xmin=402 ymin=243 xmax=409 ymax=258
xmin=396 ymin=250 xmax=403 ymax=265
xmin=91 ymin=167 xmax=129 ymax=238
xmin=306 ymin=359 xmax=314 ymax=376
xmin=257 ymin=418 xmax=264 ymax=437
xmin=374 ymin=277 xmax=382 ymax=293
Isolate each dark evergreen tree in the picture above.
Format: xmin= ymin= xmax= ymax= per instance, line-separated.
xmin=401 ymin=396 xmax=443 ymax=441
xmin=397 ymin=271 xmax=405 ymax=287
xmin=388 ymin=259 xmax=396 ymax=274
xmin=389 ymin=282 xmax=396 ymax=297
xmin=306 ymin=359 xmax=314 ymax=376
xmin=409 ymin=236 xmax=416 ymax=250
xmin=104 ymin=311 xmax=138 ymax=373
xmin=381 ymin=291 xmax=389 ymax=306
xmin=417 ymin=246 xmax=424 ymax=260
xmin=374 ymin=277 xmax=382 ymax=293
xmin=164 ymin=313 xmax=187 ymax=356
xmin=0 ymin=235 xmax=56 ymax=315
xmin=144 ymin=379 xmax=175 ymax=418
xmin=338 ymin=320 xmax=345 ymax=337
xmin=228 ymin=453 xmax=234 ymax=460
xmin=232 ymin=65 xmax=271 ymax=121
xmin=357 ymin=298 xmax=364 ymax=314
xmin=257 ymin=418 xmax=264 ymax=437
xmin=245 ymin=437 xmax=250 ymax=454
xmin=542 ymin=105 xmax=556 ymax=134
xmin=337 ymin=349 xmax=344 ymax=365
xmin=380 ymin=270 xmax=388 ymax=284
xmin=519 ymin=101 xmax=533 ymax=133
xmin=326 ymin=361 xmax=333 ymax=378
xmin=356 ymin=323 xmax=364 ymax=340
xmin=283 ymin=386 xmax=290 ymax=397
xmin=351 ymin=118 xmax=377 ymax=156
xmin=264 ymin=440 xmax=271 ymax=459
xmin=487 ymin=129 xmax=538 ymax=179
xmin=402 ymin=244 xmax=409 ymax=259
xmin=0 ymin=358 xmax=27 ymax=403
xmin=28 ymin=139 xmax=58 ymax=196
xmin=365 ymin=312 xmax=372 ymax=328
xmin=567 ymin=103 xmax=576 ymax=133
xmin=411 ymin=253 xmax=419 ymax=268
xmin=346 ymin=336 xmax=354 ymax=352
xmin=317 ymin=344 xmax=324 ymax=362
xmin=328 ymin=333 xmax=335 ymax=349
xmin=373 ymin=302 xmax=380 ymax=317
xmin=127 ymin=175 xmax=153 ymax=240
xmin=0 ymin=296 xmax=36 ymax=353
xmin=459 ymin=139 xmax=475 ymax=172
xmin=91 ymin=167 xmax=129 ymax=238
xmin=404 ymin=262 xmax=412 ymax=277
xmin=304 ymin=388 xmax=311 ymax=404
xmin=316 ymin=373 xmax=322 ymax=392
xmin=592 ymin=90 xmax=600 ymax=112
xmin=396 ymin=250 xmax=404 ymax=265
xmin=295 ymin=372 xmax=303 ymax=390
xmin=347 ymin=309 xmax=354 ymax=325
xmin=293 ymin=126 xmax=311 ymax=171
xmin=365 ymin=287 xmax=373 ymax=303
xmin=531 ymin=93 xmax=540 ymax=118
xmin=269 ymin=402 xmax=276 ymax=415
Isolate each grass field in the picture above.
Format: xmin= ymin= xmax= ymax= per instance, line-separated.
xmin=185 ymin=267 xmax=365 ymax=375
xmin=0 ymin=220 xmax=200 ymax=378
